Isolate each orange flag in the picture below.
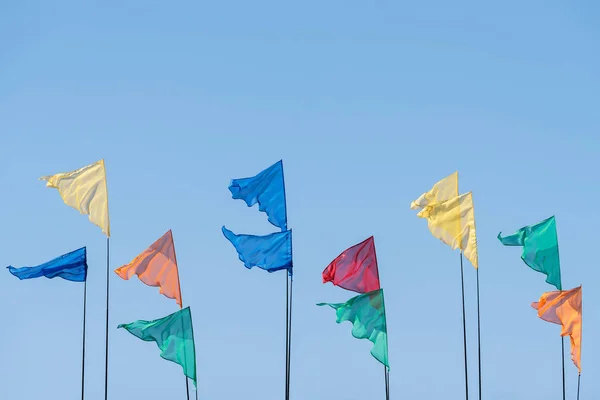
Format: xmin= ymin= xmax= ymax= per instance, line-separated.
xmin=532 ymin=286 xmax=582 ymax=373
xmin=115 ymin=230 xmax=182 ymax=308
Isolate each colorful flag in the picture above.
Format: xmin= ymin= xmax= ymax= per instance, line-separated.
xmin=317 ymin=288 xmax=389 ymax=367
xmin=114 ymin=230 xmax=182 ymax=307
xmin=7 ymin=247 xmax=87 ymax=282
xmin=118 ymin=307 xmax=197 ymax=386
xmin=532 ymin=286 xmax=582 ymax=373
xmin=322 ymin=236 xmax=380 ymax=294
xmin=498 ymin=216 xmax=561 ymax=290
xmin=413 ymin=191 xmax=479 ymax=269
xmin=222 ymin=226 xmax=292 ymax=274
xmin=228 ymin=160 xmax=287 ymax=230
xmin=410 ymin=171 xmax=458 ymax=211
xmin=40 ymin=159 xmax=110 ymax=236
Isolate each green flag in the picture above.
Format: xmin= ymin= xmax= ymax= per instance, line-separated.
xmin=118 ymin=306 xmax=197 ymax=386
xmin=498 ymin=215 xmax=562 ymax=290
xmin=318 ymin=288 xmax=389 ymax=367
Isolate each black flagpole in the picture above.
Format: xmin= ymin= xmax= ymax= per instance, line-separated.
xmin=476 ymin=268 xmax=482 ymax=400
xmin=81 ymin=279 xmax=88 ymax=400
xmin=577 ymin=374 xmax=581 ymax=400
xmin=562 ymin=338 xmax=566 ymax=400
xmin=281 ymin=160 xmax=293 ymax=400
xmin=104 ymin=237 xmax=110 ymax=400
xmin=460 ymin=252 xmax=469 ymax=400
xmin=285 ymin=273 xmax=289 ymax=400
xmin=287 ymin=273 xmax=294 ymax=400
xmin=172 ymin=230 xmax=190 ymax=400
xmin=372 ymin=239 xmax=389 ymax=400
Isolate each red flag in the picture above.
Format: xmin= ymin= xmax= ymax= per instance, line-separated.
xmin=322 ymin=236 xmax=380 ymax=294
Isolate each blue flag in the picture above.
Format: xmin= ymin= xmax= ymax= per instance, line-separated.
xmin=7 ymin=247 xmax=87 ymax=282
xmin=222 ymin=226 xmax=293 ymax=274
xmin=228 ymin=160 xmax=287 ymax=230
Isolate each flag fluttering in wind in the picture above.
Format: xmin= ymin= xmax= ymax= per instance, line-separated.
xmin=322 ymin=236 xmax=380 ymax=294
xmin=498 ymin=216 xmax=562 ymax=290
xmin=318 ymin=289 xmax=389 ymax=367
xmin=118 ymin=307 xmax=197 ymax=386
xmin=532 ymin=286 xmax=582 ymax=373
xmin=411 ymin=184 xmax=479 ymax=269
xmin=40 ymin=159 xmax=110 ymax=236
xmin=7 ymin=247 xmax=87 ymax=282
xmin=229 ymin=160 xmax=287 ymax=230
xmin=410 ymin=171 xmax=458 ymax=210
xmin=222 ymin=226 xmax=292 ymax=273
xmin=115 ymin=230 xmax=182 ymax=307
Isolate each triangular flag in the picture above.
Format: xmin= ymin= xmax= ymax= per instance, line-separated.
xmin=532 ymin=286 xmax=582 ymax=373
xmin=318 ymin=288 xmax=389 ymax=367
xmin=118 ymin=307 xmax=197 ymax=386
xmin=7 ymin=247 xmax=87 ymax=282
xmin=222 ymin=226 xmax=292 ymax=274
xmin=410 ymin=171 xmax=458 ymax=211
xmin=413 ymin=192 xmax=479 ymax=269
xmin=115 ymin=230 xmax=182 ymax=307
xmin=40 ymin=159 xmax=110 ymax=236
xmin=228 ymin=160 xmax=287 ymax=230
xmin=322 ymin=236 xmax=380 ymax=294
xmin=498 ymin=216 xmax=561 ymax=290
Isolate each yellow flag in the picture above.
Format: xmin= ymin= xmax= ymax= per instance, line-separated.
xmin=40 ymin=159 xmax=110 ymax=236
xmin=415 ymin=192 xmax=478 ymax=269
xmin=410 ymin=171 xmax=458 ymax=211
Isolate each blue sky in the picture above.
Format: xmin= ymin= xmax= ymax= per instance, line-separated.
xmin=1 ymin=1 xmax=599 ymax=399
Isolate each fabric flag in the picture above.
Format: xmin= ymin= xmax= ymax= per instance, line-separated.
xmin=498 ymin=216 xmax=562 ymax=290
xmin=7 ymin=247 xmax=87 ymax=282
xmin=410 ymin=171 xmax=458 ymax=211
xmin=413 ymin=191 xmax=479 ymax=269
xmin=317 ymin=288 xmax=389 ymax=367
xmin=228 ymin=160 xmax=287 ymax=230
xmin=222 ymin=226 xmax=292 ymax=274
xmin=40 ymin=159 xmax=110 ymax=237
xmin=114 ymin=230 xmax=182 ymax=307
xmin=118 ymin=307 xmax=197 ymax=386
xmin=532 ymin=286 xmax=582 ymax=373
xmin=322 ymin=236 xmax=380 ymax=294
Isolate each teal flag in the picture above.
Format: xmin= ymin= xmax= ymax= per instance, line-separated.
xmin=118 ymin=307 xmax=197 ymax=386
xmin=498 ymin=215 xmax=562 ymax=290
xmin=318 ymin=288 xmax=389 ymax=367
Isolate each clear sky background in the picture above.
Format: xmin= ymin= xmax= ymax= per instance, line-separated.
xmin=1 ymin=1 xmax=598 ymax=400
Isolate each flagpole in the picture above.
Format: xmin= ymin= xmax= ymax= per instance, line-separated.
xmin=476 ymin=268 xmax=481 ymax=400
xmin=280 ymin=160 xmax=293 ymax=400
xmin=561 ymin=338 xmax=565 ymax=400
xmin=285 ymin=272 xmax=289 ymax=400
xmin=287 ymin=274 xmax=293 ymax=400
xmin=104 ymin=237 xmax=110 ymax=400
xmin=384 ymin=367 xmax=389 ymax=400
xmin=81 ymin=280 xmax=88 ymax=400
xmin=188 ymin=308 xmax=199 ymax=400
xmin=371 ymin=238 xmax=389 ymax=400
xmin=460 ymin=252 xmax=469 ymax=400
xmin=171 ymin=230 xmax=190 ymax=400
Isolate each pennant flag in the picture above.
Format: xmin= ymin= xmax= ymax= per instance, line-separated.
xmin=222 ymin=226 xmax=292 ymax=274
xmin=40 ymin=159 xmax=110 ymax=236
xmin=498 ymin=216 xmax=562 ymax=290
xmin=7 ymin=247 xmax=87 ymax=282
xmin=532 ymin=286 xmax=582 ymax=373
xmin=413 ymin=191 xmax=479 ymax=269
xmin=115 ymin=230 xmax=182 ymax=307
xmin=317 ymin=288 xmax=389 ymax=367
xmin=118 ymin=307 xmax=197 ymax=386
xmin=322 ymin=236 xmax=380 ymax=294
xmin=228 ymin=160 xmax=287 ymax=230
xmin=410 ymin=171 xmax=458 ymax=211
